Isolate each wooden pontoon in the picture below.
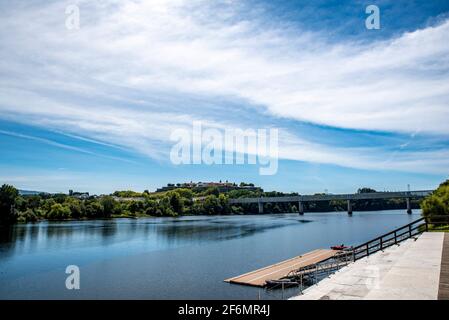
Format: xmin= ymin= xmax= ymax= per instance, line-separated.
xmin=224 ymin=249 xmax=341 ymax=287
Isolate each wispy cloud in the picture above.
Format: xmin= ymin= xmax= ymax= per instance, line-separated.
xmin=0 ymin=0 xmax=448 ymax=174
xmin=0 ymin=129 xmax=137 ymax=164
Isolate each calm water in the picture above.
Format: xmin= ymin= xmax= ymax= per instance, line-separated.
xmin=0 ymin=210 xmax=420 ymax=299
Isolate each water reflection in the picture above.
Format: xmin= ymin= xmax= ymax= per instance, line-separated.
xmin=4 ymin=216 xmax=311 ymax=245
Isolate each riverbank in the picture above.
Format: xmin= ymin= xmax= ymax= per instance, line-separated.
xmin=1 ymin=183 xmax=424 ymax=224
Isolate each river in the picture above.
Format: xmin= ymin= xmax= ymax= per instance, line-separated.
xmin=0 ymin=210 xmax=420 ymax=299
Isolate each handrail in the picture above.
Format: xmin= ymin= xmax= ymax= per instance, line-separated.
xmin=351 ymin=215 xmax=449 ymax=261
xmin=351 ymin=217 xmax=427 ymax=261
xmin=353 ymin=217 xmax=425 ymax=251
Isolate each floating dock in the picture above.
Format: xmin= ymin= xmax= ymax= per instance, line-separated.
xmin=225 ymin=249 xmax=341 ymax=287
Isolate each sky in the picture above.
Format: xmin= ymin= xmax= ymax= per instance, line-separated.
xmin=0 ymin=0 xmax=448 ymax=194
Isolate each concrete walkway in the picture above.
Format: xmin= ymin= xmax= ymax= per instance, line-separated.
xmin=290 ymin=232 xmax=445 ymax=300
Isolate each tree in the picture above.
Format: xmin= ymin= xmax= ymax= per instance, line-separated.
xmin=218 ymin=194 xmax=230 ymax=214
xmin=357 ymin=187 xmax=377 ymax=194
xmin=169 ymin=192 xmax=183 ymax=215
xmin=204 ymin=187 xmax=219 ymax=197
xmin=27 ymin=195 xmax=41 ymax=210
xmin=0 ymin=184 xmax=19 ymax=224
xmin=66 ymin=199 xmax=84 ymax=219
xmin=85 ymin=201 xmax=103 ymax=218
xmin=18 ymin=208 xmax=38 ymax=223
xmin=101 ymin=196 xmax=116 ymax=217
xmin=203 ymin=195 xmax=222 ymax=215
xmin=175 ymin=188 xmax=193 ymax=200
xmin=47 ymin=203 xmax=71 ymax=220
xmin=127 ymin=200 xmax=143 ymax=214
xmin=144 ymin=199 xmax=158 ymax=216
xmin=421 ymin=180 xmax=449 ymax=223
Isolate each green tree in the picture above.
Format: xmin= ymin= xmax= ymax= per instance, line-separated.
xmin=421 ymin=180 xmax=449 ymax=224
xmin=101 ymin=196 xmax=116 ymax=217
xmin=127 ymin=200 xmax=144 ymax=214
xmin=204 ymin=187 xmax=220 ymax=197
xmin=18 ymin=208 xmax=38 ymax=223
xmin=169 ymin=192 xmax=183 ymax=215
xmin=203 ymin=195 xmax=222 ymax=215
xmin=0 ymin=184 xmax=19 ymax=224
xmin=47 ymin=203 xmax=71 ymax=220
xmin=218 ymin=194 xmax=230 ymax=214
xmin=175 ymin=188 xmax=193 ymax=200
xmin=85 ymin=201 xmax=103 ymax=218
xmin=357 ymin=187 xmax=377 ymax=194
xmin=144 ymin=200 xmax=157 ymax=216
xmin=27 ymin=195 xmax=41 ymax=210
xmin=66 ymin=198 xmax=84 ymax=219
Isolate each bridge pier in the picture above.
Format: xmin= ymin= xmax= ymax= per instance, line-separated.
xmin=347 ymin=200 xmax=353 ymax=215
xmin=406 ymin=197 xmax=412 ymax=214
xmin=258 ymin=201 xmax=263 ymax=214
xmin=298 ymin=201 xmax=304 ymax=215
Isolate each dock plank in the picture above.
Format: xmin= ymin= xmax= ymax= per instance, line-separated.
xmin=225 ymin=249 xmax=339 ymax=287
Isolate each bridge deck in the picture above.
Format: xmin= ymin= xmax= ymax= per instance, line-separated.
xmin=228 ymin=190 xmax=433 ymax=204
xmin=224 ymin=249 xmax=339 ymax=287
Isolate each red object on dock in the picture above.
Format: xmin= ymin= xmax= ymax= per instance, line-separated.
xmin=331 ymin=244 xmax=348 ymax=250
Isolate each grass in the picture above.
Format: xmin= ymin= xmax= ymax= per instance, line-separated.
xmin=428 ymin=224 xmax=449 ymax=232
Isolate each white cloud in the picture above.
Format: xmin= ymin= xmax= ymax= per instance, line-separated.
xmin=0 ymin=0 xmax=448 ymax=174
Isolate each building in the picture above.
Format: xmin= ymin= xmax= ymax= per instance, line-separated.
xmin=69 ymin=190 xmax=90 ymax=199
xmin=155 ymin=181 xmax=261 ymax=193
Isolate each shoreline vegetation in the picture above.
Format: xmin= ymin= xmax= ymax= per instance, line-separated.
xmin=421 ymin=179 xmax=449 ymax=231
xmin=0 ymin=182 xmax=436 ymax=225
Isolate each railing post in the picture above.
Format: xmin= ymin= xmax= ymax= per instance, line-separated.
xmin=366 ymin=243 xmax=369 ymax=256
xmin=425 ymin=219 xmax=429 ymax=232
xmin=408 ymin=225 xmax=412 ymax=238
xmin=394 ymin=231 xmax=397 ymax=245
xmin=380 ymin=237 xmax=383 ymax=250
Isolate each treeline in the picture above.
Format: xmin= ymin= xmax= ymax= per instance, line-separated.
xmin=421 ymin=179 xmax=449 ymax=222
xmin=0 ymin=184 xmax=424 ymax=225
xmin=0 ymin=184 xmax=240 ymax=224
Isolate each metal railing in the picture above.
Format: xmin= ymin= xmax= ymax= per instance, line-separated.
xmin=265 ymin=215 xmax=449 ymax=297
xmin=352 ymin=215 xmax=449 ymax=261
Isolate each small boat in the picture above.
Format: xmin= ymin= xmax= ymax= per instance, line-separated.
xmin=331 ymin=244 xmax=348 ymax=250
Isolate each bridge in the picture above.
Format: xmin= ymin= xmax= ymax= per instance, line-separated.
xmin=228 ymin=190 xmax=433 ymax=215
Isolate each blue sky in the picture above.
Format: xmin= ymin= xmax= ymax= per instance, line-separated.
xmin=0 ymin=0 xmax=448 ymax=194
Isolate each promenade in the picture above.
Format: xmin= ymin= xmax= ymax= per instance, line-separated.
xmin=291 ymin=232 xmax=448 ymax=300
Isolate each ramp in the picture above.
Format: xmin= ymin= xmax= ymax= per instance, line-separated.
xmin=224 ymin=249 xmax=340 ymax=287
